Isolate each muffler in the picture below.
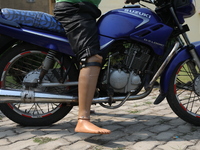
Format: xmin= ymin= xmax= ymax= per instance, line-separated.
xmin=0 ymin=89 xmax=78 ymax=103
xmin=0 ymin=88 xmax=152 ymax=103
xmin=0 ymin=89 xmax=114 ymax=103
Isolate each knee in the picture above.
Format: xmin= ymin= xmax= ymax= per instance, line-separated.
xmin=86 ymin=54 xmax=103 ymax=63
xmin=80 ymin=55 xmax=103 ymax=69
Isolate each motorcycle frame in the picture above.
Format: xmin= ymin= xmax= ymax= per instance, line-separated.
xmin=0 ymin=1 xmax=200 ymax=105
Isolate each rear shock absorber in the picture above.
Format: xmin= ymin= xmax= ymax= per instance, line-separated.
xmin=38 ymin=50 xmax=57 ymax=83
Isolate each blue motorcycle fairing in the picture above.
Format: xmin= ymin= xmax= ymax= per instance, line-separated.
xmin=130 ymin=23 xmax=173 ymax=55
xmin=97 ymin=8 xmax=173 ymax=56
xmin=97 ymin=8 xmax=162 ymax=38
xmin=0 ymin=8 xmax=116 ymax=56
xmin=160 ymin=41 xmax=200 ymax=94
xmin=174 ymin=0 xmax=196 ymax=24
xmin=1 ymin=7 xmax=172 ymax=57
xmin=99 ymin=36 xmax=115 ymax=50
xmin=0 ymin=21 xmax=74 ymax=56
xmin=0 ymin=19 xmax=115 ymax=57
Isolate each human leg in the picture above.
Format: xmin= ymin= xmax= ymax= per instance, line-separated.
xmin=54 ymin=2 xmax=110 ymax=134
xmin=75 ymin=54 xmax=111 ymax=134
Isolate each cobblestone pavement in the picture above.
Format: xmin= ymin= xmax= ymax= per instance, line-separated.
xmin=0 ymin=89 xmax=200 ymax=150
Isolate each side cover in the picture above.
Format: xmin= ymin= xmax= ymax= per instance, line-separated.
xmin=0 ymin=9 xmax=74 ymax=56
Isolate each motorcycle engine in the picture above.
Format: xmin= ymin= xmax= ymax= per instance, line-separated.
xmin=102 ymin=42 xmax=151 ymax=93
xmin=109 ymin=68 xmax=141 ymax=93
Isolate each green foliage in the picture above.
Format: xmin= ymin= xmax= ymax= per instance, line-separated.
xmin=33 ymin=137 xmax=58 ymax=145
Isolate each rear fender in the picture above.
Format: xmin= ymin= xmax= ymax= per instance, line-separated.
xmin=160 ymin=41 xmax=200 ymax=94
xmin=0 ymin=34 xmax=18 ymax=55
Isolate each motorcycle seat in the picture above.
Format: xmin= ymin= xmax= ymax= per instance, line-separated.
xmin=1 ymin=8 xmax=65 ymax=34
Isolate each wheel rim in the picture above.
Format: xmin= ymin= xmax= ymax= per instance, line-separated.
xmin=174 ymin=60 xmax=200 ymax=118
xmin=1 ymin=50 xmax=65 ymax=118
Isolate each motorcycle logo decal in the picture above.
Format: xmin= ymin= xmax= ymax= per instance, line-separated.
xmin=118 ymin=9 xmax=151 ymax=28
xmin=144 ymin=38 xmax=164 ymax=47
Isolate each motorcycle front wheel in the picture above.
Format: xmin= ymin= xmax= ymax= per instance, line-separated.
xmin=0 ymin=43 xmax=75 ymax=126
xmin=167 ymin=59 xmax=200 ymax=126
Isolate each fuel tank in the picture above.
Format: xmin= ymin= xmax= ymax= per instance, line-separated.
xmin=98 ymin=7 xmax=162 ymax=38
xmin=98 ymin=7 xmax=173 ymax=55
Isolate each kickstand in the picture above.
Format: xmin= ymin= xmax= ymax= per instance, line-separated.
xmin=107 ymin=86 xmax=114 ymax=106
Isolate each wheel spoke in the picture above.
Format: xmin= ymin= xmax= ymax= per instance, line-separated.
xmin=2 ymin=51 xmax=66 ymax=117
xmin=0 ymin=47 xmax=73 ymax=126
xmin=174 ymin=60 xmax=200 ymax=117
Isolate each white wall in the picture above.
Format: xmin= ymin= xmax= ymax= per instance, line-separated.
xmin=185 ymin=1 xmax=200 ymax=42
xmin=99 ymin=0 xmax=124 ymax=14
xmin=99 ymin=0 xmax=200 ymax=42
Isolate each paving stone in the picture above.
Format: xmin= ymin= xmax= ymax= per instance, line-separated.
xmin=100 ymin=130 xmax=125 ymax=141
xmin=0 ymin=90 xmax=199 ymax=149
xmin=0 ymin=130 xmax=16 ymax=138
xmin=181 ymin=131 xmax=200 ymax=141
xmin=61 ymin=140 xmax=96 ymax=150
xmin=31 ymin=138 xmax=69 ymax=150
xmin=123 ymin=123 xmax=146 ymax=134
xmin=128 ymin=141 xmax=162 ymax=150
xmin=0 ymin=139 xmax=37 ymax=150
xmin=63 ymin=134 xmax=84 ymax=143
xmin=157 ymin=140 xmax=194 ymax=150
xmin=103 ymin=124 xmax=123 ymax=132
xmin=173 ymin=124 xmax=192 ymax=133
xmin=0 ymin=138 xmax=10 ymax=145
xmin=116 ymin=119 xmax=138 ymax=127
xmin=187 ymin=141 xmax=200 ymax=150
xmin=169 ymin=118 xmax=186 ymax=126
xmin=148 ymin=124 xmax=172 ymax=133
xmin=164 ymin=112 xmax=178 ymax=118
xmin=14 ymin=127 xmax=37 ymax=134
xmin=142 ymin=117 xmax=163 ymax=126
xmin=40 ymin=130 xmax=71 ymax=139
xmin=103 ymin=137 xmax=135 ymax=149
xmin=7 ymin=132 xmax=36 ymax=143
xmin=155 ymin=131 xmax=177 ymax=141
xmin=126 ymin=131 xmax=155 ymax=142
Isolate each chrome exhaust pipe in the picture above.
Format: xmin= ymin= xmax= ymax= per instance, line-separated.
xmin=0 ymin=88 xmax=152 ymax=103
xmin=0 ymin=89 xmax=78 ymax=103
xmin=0 ymin=89 xmax=114 ymax=103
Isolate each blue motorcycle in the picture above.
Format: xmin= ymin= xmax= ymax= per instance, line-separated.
xmin=0 ymin=0 xmax=199 ymax=126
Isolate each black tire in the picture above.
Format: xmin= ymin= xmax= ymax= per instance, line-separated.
xmin=167 ymin=59 xmax=200 ymax=126
xmin=0 ymin=43 xmax=74 ymax=126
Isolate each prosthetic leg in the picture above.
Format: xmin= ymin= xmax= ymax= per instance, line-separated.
xmin=75 ymin=55 xmax=111 ymax=134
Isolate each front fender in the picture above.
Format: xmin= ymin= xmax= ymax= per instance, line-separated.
xmin=160 ymin=41 xmax=200 ymax=94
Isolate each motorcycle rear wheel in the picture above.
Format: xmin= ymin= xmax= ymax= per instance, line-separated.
xmin=167 ymin=59 xmax=200 ymax=126
xmin=0 ymin=43 xmax=75 ymax=126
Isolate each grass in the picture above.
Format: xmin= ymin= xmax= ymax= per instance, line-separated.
xmin=144 ymin=101 xmax=152 ymax=105
xmin=33 ymin=137 xmax=58 ymax=145
xmin=90 ymin=146 xmax=126 ymax=150
xmin=129 ymin=110 xmax=142 ymax=114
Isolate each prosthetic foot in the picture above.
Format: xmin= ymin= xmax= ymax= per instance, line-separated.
xmin=75 ymin=55 xmax=111 ymax=134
